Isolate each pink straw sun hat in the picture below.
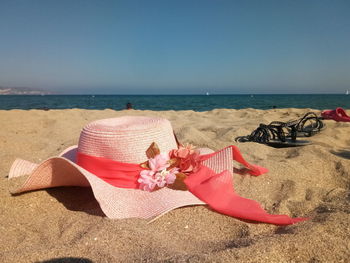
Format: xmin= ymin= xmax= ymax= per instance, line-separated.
xmin=9 ymin=116 xmax=307 ymax=225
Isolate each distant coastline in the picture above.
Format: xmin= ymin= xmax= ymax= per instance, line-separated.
xmin=0 ymin=87 xmax=52 ymax=95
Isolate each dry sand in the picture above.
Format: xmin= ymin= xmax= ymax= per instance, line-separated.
xmin=1 ymin=108 xmax=349 ymax=262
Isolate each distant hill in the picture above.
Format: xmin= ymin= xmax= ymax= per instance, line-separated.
xmin=0 ymin=87 xmax=53 ymax=95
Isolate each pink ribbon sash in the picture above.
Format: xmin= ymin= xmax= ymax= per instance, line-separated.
xmin=77 ymin=152 xmax=143 ymax=188
xmin=77 ymin=146 xmax=307 ymax=225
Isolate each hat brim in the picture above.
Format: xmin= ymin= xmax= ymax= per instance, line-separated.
xmin=9 ymin=146 xmax=210 ymax=219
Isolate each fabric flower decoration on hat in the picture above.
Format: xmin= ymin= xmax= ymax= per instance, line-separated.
xmin=170 ymin=144 xmax=200 ymax=173
xmin=138 ymin=153 xmax=179 ymax=191
xmin=138 ymin=142 xmax=200 ymax=191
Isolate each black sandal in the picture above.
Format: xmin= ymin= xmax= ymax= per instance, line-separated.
xmin=235 ymin=123 xmax=311 ymax=148
xmin=235 ymin=112 xmax=325 ymax=148
xmin=294 ymin=112 xmax=325 ymax=136
xmin=269 ymin=112 xmax=326 ymax=138
xmin=269 ymin=112 xmax=325 ymax=137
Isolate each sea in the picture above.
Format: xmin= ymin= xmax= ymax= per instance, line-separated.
xmin=0 ymin=94 xmax=349 ymax=111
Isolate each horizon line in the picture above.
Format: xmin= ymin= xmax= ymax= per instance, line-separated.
xmin=1 ymin=92 xmax=348 ymax=96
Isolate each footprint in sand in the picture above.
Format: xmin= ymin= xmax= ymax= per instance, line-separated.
xmin=271 ymin=180 xmax=296 ymax=213
xmin=313 ymin=188 xmax=350 ymax=223
xmin=305 ymin=188 xmax=313 ymax=201
xmin=176 ymin=126 xmax=216 ymax=148
xmin=334 ymin=161 xmax=350 ymax=188
xmin=285 ymin=148 xmax=300 ymax=159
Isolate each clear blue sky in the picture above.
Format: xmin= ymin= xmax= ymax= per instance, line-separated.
xmin=0 ymin=0 xmax=349 ymax=94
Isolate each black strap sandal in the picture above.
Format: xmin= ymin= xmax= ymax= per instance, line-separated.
xmin=294 ymin=112 xmax=325 ymax=136
xmin=235 ymin=123 xmax=311 ymax=148
xmin=235 ymin=112 xmax=325 ymax=148
xmin=269 ymin=112 xmax=325 ymax=137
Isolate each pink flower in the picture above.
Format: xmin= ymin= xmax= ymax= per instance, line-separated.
xmin=138 ymin=169 xmax=157 ymax=191
xmin=180 ymin=153 xmax=200 ymax=173
xmin=162 ymin=167 xmax=178 ymax=185
xmin=138 ymin=153 xmax=178 ymax=191
xmin=170 ymin=144 xmax=195 ymax=159
xmin=170 ymin=144 xmax=200 ymax=173
xmin=148 ymin=153 xmax=170 ymax=171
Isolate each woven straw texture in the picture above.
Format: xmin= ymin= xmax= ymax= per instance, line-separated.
xmin=78 ymin=116 xmax=177 ymax=163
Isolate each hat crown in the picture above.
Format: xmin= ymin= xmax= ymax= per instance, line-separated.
xmin=77 ymin=116 xmax=177 ymax=163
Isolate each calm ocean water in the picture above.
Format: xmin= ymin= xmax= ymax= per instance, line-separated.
xmin=0 ymin=94 xmax=349 ymax=111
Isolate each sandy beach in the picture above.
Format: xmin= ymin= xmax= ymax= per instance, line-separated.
xmin=1 ymin=108 xmax=349 ymax=262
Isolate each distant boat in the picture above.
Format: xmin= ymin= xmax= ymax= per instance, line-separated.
xmin=346 ymin=90 xmax=349 ymax=95
xmin=206 ymin=92 xmax=210 ymax=96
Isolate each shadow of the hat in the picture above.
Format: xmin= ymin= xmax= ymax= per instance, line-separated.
xmin=46 ymin=186 xmax=105 ymax=217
